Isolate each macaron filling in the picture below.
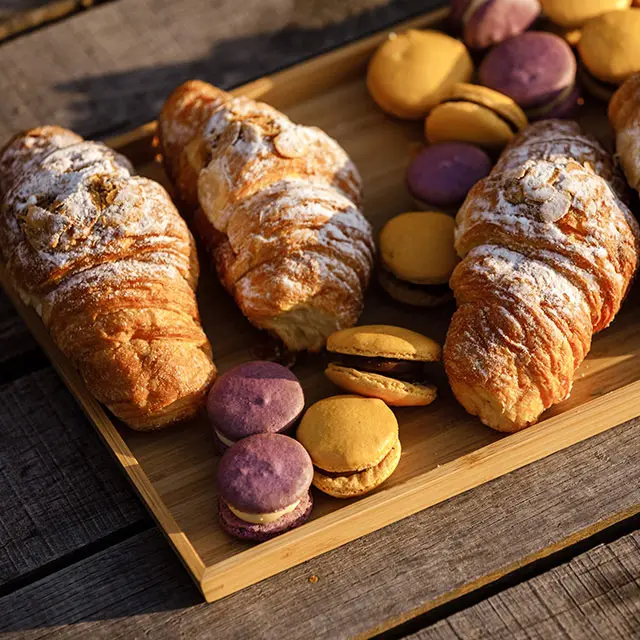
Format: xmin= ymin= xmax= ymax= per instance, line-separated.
xmin=226 ymin=499 xmax=301 ymax=524
xmin=578 ymin=66 xmax=619 ymax=99
xmin=329 ymin=353 xmax=426 ymax=382
xmin=523 ymin=82 xmax=579 ymax=119
xmin=314 ymin=441 xmax=399 ymax=480
xmin=441 ymin=97 xmax=521 ymax=134
xmin=213 ymin=426 xmax=236 ymax=448
xmin=380 ymin=265 xmax=452 ymax=296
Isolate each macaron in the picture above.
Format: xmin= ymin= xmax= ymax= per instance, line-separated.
xmin=366 ymin=29 xmax=474 ymax=119
xmin=207 ymin=361 xmax=305 ymax=452
xmin=540 ymin=0 xmax=631 ymax=29
xmin=425 ymin=83 xmax=529 ymax=150
xmin=479 ymin=32 xmax=580 ymax=120
xmin=407 ymin=142 xmax=492 ymax=212
xmin=577 ymin=9 xmax=640 ymax=101
xmin=297 ymin=395 xmax=401 ymax=498
xmin=450 ymin=0 xmax=541 ymax=49
xmin=325 ymin=325 xmax=441 ymax=407
xmin=216 ymin=434 xmax=314 ymax=541
xmin=378 ymin=211 xmax=458 ymax=307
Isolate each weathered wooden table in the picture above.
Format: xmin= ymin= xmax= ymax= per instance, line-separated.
xmin=0 ymin=1 xmax=639 ymax=637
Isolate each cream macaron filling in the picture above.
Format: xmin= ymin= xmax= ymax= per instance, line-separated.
xmin=227 ymin=499 xmax=301 ymax=524
xmin=214 ymin=426 xmax=236 ymax=448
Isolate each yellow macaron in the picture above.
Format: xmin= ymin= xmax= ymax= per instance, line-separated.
xmin=297 ymin=395 xmax=401 ymax=498
xmin=325 ymin=325 xmax=441 ymax=407
xmin=578 ymin=9 xmax=640 ymax=100
xmin=541 ymin=0 xmax=631 ymax=29
xmin=425 ymin=83 xmax=529 ymax=150
xmin=366 ymin=29 xmax=474 ymax=119
xmin=378 ymin=211 xmax=458 ymax=307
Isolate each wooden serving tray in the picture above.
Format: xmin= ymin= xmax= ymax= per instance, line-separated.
xmin=3 ymin=7 xmax=640 ymax=603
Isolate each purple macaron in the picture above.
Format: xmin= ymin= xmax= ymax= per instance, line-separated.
xmin=216 ymin=434 xmax=314 ymax=541
xmin=406 ymin=142 xmax=492 ymax=211
xmin=479 ymin=32 xmax=580 ymax=120
xmin=450 ymin=0 xmax=540 ymax=49
xmin=207 ymin=361 xmax=305 ymax=453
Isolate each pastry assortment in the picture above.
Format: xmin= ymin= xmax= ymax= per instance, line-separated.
xmin=3 ymin=4 xmax=640 ymax=544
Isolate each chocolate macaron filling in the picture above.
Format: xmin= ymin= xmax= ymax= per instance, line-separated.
xmin=314 ymin=444 xmax=398 ymax=479
xmin=380 ymin=266 xmax=452 ymax=298
xmin=443 ymin=97 xmax=521 ymax=134
xmin=330 ymin=353 xmax=426 ymax=382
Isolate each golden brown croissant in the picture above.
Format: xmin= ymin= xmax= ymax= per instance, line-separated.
xmin=0 ymin=126 xmax=216 ymax=430
xmin=157 ymin=80 xmax=375 ymax=352
xmin=444 ymin=120 xmax=640 ymax=432
xmin=610 ymin=73 xmax=640 ymax=194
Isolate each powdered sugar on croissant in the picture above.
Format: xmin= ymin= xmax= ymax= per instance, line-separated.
xmin=158 ymin=81 xmax=375 ymax=352
xmin=445 ymin=120 xmax=640 ymax=432
xmin=0 ymin=126 xmax=216 ymax=430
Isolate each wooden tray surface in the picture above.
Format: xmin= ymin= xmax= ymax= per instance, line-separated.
xmin=3 ymin=7 xmax=640 ymax=602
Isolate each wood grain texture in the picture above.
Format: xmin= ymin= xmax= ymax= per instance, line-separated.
xmin=0 ymin=418 xmax=638 ymax=637
xmin=0 ymin=368 xmax=146 ymax=588
xmin=413 ymin=531 xmax=640 ymax=640
xmin=0 ymin=0 xmax=443 ymax=144
xmin=0 ymin=289 xmax=35 ymax=363
xmin=0 ymin=1 xmax=96 ymax=43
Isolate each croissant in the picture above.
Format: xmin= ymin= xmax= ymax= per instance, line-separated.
xmin=610 ymin=73 xmax=640 ymax=194
xmin=444 ymin=120 xmax=640 ymax=432
xmin=157 ymin=80 xmax=375 ymax=352
xmin=0 ymin=126 xmax=216 ymax=430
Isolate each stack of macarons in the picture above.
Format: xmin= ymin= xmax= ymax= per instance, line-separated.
xmin=209 ymin=361 xmax=314 ymax=541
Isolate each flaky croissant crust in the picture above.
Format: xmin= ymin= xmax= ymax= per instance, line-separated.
xmin=610 ymin=73 xmax=640 ymax=195
xmin=0 ymin=126 xmax=216 ymax=430
xmin=445 ymin=120 xmax=640 ymax=432
xmin=158 ymin=81 xmax=375 ymax=352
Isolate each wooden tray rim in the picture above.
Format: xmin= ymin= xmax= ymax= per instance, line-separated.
xmin=3 ymin=5 xmax=640 ymax=603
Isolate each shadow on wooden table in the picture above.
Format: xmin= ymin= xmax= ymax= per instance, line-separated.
xmin=53 ymin=0 xmax=442 ymax=138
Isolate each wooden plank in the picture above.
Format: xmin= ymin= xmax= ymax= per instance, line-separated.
xmin=412 ymin=531 xmax=640 ymax=640
xmin=0 ymin=0 xmax=443 ymax=143
xmin=0 ymin=289 xmax=36 ymax=364
xmin=0 ymin=1 xmax=96 ymax=43
xmin=0 ymin=418 xmax=638 ymax=637
xmin=0 ymin=368 xmax=146 ymax=588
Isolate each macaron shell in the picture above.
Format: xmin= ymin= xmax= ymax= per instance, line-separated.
xmin=425 ymin=102 xmax=515 ymax=149
xmin=447 ymin=83 xmax=529 ymax=131
xmin=327 ymin=324 xmax=442 ymax=361
xmin=579 ymin=66 xmax=617 ymax=101
xmin=463 ymin=0 xmax=541 ymax=49
xmin=312 ymin=439 xmax=402 ymax=498
xmin=216 ymin=434 xmax=313 ymax=513
xmin=325 ymin=364 xmax=438 ymax=407
xmin=578 ymin=9 xmax=640 ymax=84
xmin=297 ymin=395 xmax=398 ymax=473
xmin=378 ymin=268 xmax=454 ymax=307
xmin=540 ymin=0 xmax=631 ymax=28
xmin=217 ymin=491 xmax=313 ymax=541
xmin=207 ymin=361 xmax=304 ymax=441
xmin=380 ymin=211 xmax=458 ymax=284
xmin=366 ymin=29 xmax=473 ymax=119
xmin=406 ymin=142 xmax=493 ymax=209
xmin=479 ymin=32 xmax=576 ymax=110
